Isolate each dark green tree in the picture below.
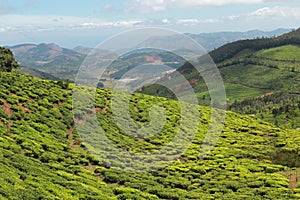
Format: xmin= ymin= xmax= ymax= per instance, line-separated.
xmin=0 ymin=47 xmax=19 ymax=72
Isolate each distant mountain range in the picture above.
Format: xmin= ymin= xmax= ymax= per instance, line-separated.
xmin=141 ymin=28 xmax=291 ymax=52
xmin=9 ymin=28 xmax=292 ymax=81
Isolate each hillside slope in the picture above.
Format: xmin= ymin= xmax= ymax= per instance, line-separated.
xmin=10 ymin=44 xmax=184 ymax=83
xmin=141 ymin=28 xmax=300 ymax=128
xmin=208 ymin=28 xmax=300 ymax=63
xmin=0 ymin=72 xmax=116 ymax=199
xmin=10 ymin=43 xmax=85 ymax=80
xmin=0 ymin=72 xmax=300 ymax=199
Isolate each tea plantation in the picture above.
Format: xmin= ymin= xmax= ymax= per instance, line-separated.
xmin=0 ymin=71 xmax=300 ymax=199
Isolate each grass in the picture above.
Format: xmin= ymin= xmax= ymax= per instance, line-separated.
xmin=224 ymin=83 xmax=266 ymax=103
xmin=194 ymin=83 xmax=265 ymax=104
xmin=256 ymin=45 xmax=300 ymax=62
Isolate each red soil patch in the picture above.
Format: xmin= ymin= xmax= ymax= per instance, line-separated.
xmin=67 ymin=127 xmax=74 ymax=138
xmin=94 ymin=107 xmax=102 ymax=113
xmin=146 ymin=56 xmax=155 ymax=62
xmin=67 ymin=127 xmax=82 ymax=149
xmin=145 ymin=56 xmax=163 ymax=64
xmin=281 ymin=171 xmax=299 ymax=190
xmin=189 ymin=78 xmax=199 ymax=84
xmin=3 ymin=101 xmax=12 ymax=117
xmin=67 ymin=127 xmax=77 ymax=149
xmin=289 ymin=173 xmax=298 ymax=190
xmin=17 ymin=102 xmax=27 ymax=113
xmin=54 ymin=101 xmax=66 ymax=108
xmin=84 ymin=165 xmax=96 ymax=171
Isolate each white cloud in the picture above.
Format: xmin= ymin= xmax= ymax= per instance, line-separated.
xmin=0 ymin=6 xmax=298 ymax=34
xmin=223 ymin=6 xmax=300 ymax=21
xmin=161 ymin=18 xmax=171 ymax=24
xmin=111 ymin=20 xmax=143 ymax=27
xmin=226 ymin=15 xmax=240 ymax=21
xmin=79 ymin=22 xmax=103 ymax=28
xmin=249 ymin=6 xmax=300 ymax=19
xmin=0 ymin=14 xmax=228 ymax=33
xmin=124 ymin=0 xmax=290 ymax=13
xmin=202 ymin=18 xmax=220 ymax=23
xmin=125 ymin=0 xmax=175 ymax=13
xmin=78 ymin=20 xmax=142 ymax=28
xmin=0 ymin=15 xmax=144 ymax=32
xmin=0 ymin=26 xmax=15 ymax=32
xmin=177 ymin=18 xmax=219 ymax=25
xmin=177 ymin=19 xmax=200 ymax=25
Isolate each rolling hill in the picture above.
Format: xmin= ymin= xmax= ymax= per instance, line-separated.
xmin=8 ymin=29 xmax=291 ymax=83
xmin=10 ymin=43 xmax=184 ymax=83
xmin=141 ymin=28 xmax=300 ymax=129
xmin=18 ymin=66 xmax=61 ymax=80
xmin=10 ymin=43 xmax=85 ymax=81
xmin=0 ymin=47 xmax=300 ymax=199
xmin=0 ymin=71 xmax=300 ymax=199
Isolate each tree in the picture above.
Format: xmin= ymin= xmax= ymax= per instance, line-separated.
xmin=0 ymin=47 xmax=19 ymax=72
xmin=97 ymin=81 xmax=104 ymax=88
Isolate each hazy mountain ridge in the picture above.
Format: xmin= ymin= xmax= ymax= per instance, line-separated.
xmin=141 ymin=28 xmax=291 ymax=52
xmin=10 ymin=43 xmax=85 ymax=80
xmin=8 ymin=29 xmax=291 ymax=81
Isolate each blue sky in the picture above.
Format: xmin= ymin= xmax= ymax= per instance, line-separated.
xmin=0 ymin=0 xmax=300 ymax=47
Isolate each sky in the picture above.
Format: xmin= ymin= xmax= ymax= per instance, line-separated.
xmin=0 ymin=0 xmax=300 ymax=48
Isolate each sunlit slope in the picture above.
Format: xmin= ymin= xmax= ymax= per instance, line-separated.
xmin=187 ymin=44 xmax=300 ymax=103
xmin=0 ymin=72 xmax=117 ymax=199
xmin=141 ymin=29 xmax=300 ymax=130
xmin=142 ymin=28 xmax=300 ymax=103
xmin=209 ymin=29 xmax=300 ymax=101
xmin=0 ymin=72 xmax=300 ymax=199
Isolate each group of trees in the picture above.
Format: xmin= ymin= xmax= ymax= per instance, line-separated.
xmin=0 ymin=47 xmax=19 ymax=72
xmin=230 ymin=92 xmax=300 ymax=129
